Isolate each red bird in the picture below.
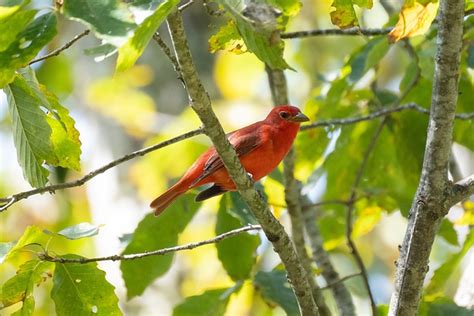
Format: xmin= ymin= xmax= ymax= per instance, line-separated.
xmin=150 ymin=105 xmax=309 ymax=215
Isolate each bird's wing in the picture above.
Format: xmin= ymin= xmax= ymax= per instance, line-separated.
xmin=190 ymin=124 xmax=268 ymax=186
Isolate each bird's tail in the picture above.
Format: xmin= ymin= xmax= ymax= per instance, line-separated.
xmin=150 ymin=181 xmax=188 ymax=216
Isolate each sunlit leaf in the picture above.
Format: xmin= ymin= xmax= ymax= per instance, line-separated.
xmin=2 ymin=226 xmax=49 ymax=262
xmin=424 ymin=230 xmax=473 ymax=300
xmin=209 ymin=20 xmax=247 ymax=54
xmin=43 ymin=91 xmax=82 ymax=170
xmin=56 ymin=222 xmax=101 ymax=240
xmin=120 ymin=193 xmax=199 ymax=298
xmin=389 ymin=1 xmax=439 ymax=42
xmin=5 ymin=75 xmax=54 ymax=187
xmin=214 ymin=0 xmax=290 ymax=69
xmin=1 ymin=259 xmax=53 ymax=312
xmin=0 ymin=12 xmax=57 ymax=87
xmin=51 ymin=254 xmax=122 ymax=315
xmin=173 ymin=287 xmax=235 ymax=316
xmin=0 ymin=8 xmax=35 ymax=52
xmin=116 ymin=0 xmax=179 ymax=71
xmin=216 ymin=194 xmax=259 ymax=281
xmin=352 ymin=205 xmax=382 ymax=237
xmin=62 ymin=0 xmax=136 ymax=47
xmin=254 ymin=269 xmax=299 ymax=316
xmin=330 ymin=0 xmax=373 ymax=29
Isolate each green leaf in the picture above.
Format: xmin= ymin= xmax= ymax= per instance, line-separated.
xmin=116 ymin=0 xmax=180 ymax=72
xmin=51 ymin=255 xmax=121 ymax=316
xmin=467 ymin=44 xmax=474 ymax=69
xmin=43 ymin=90 xmax=82 ymax=170
xmin=437 ymin=219 xmax=458 ymax=246
xmin=62 ymin=0 xmax=136 ymax=47
xmin=330 ymin=0 xmax=373 ymax=29
xmin=17 ymin=67 xmax=82 ymax=170
xmin=5 ymin=75 xmax=52 ymax=187
xmin=0 ymin=12 xmax=57 ymax=87
xmin=0 ymin=9 xmax=35 ymax=52
xmin=56 ymin=222 xmax=101 ymax=240
xmin=228 ymin=192 xmax=258 ymax=225
xmin=11 ymin=295 xmax=34 ymax=316
xmin=214 ymin=1 xmax=290 ymax=69
xmin=424 ymin=230 xmax=473 ymax=300
xmin=254 ymin=270 xmax=299 ymax=316
xmin=348 ymin=37 xmax=390 ymax=83
xmin=173 ymin=287 xmax=236 ymax=316
xmin=330 ymin=0 xmax=358 ymax=28
xmin=1 ymin=259 xmax=53 ymax=312
xmin=420 ymin=297 xmax=473 ymax=316
xmin=208 ymin=20 xmax=246 ymax=54
xmin=2 ymin=226 xmax=49 ymax=262
xmin=216 ymin=194 xmax=260 ymax=281
xmin=120 ymin=194 xmax=199 ymax=298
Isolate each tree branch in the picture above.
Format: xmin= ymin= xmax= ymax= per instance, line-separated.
xmin=29 ymin=29 xmax=90 ymax=65
xmin=39 ymin=225 xmax=261 ymax=263
xmin=0 ymin=128 xmax=203 ymax=212
xmin=446 ymin=174 xmax=474 ymax=213
xmin=389 ymin=0 xmax=466 ymax=314
xmin=301 ymin=103 xmax=473 ymax=131
xmin=166 ymin=10 xmax=319 ymax=315
xmin=346 ymin=119 xmax=386 ymax=316
xmin=266 ymin=66 xmax=331 ymax=316
xmin=281 ymin=27 xmax=392 ymax=39
xmin=302 ymin=195 xmax=356 ymax=316
xmin=320 ymin=273 xmax=362 ymax=291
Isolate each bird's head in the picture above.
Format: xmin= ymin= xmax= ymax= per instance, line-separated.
xmin=267 ymin=105 xmax=310 ymax=124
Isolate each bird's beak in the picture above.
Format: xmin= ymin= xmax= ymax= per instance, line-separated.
xmin=290 ymin=112 xmax=310 ymax=122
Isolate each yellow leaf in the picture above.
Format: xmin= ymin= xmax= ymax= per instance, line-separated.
xmin=352 ymin=206 xmax=383 ymax=237
xmin=389 ymin=1 xmax=439 ymax=42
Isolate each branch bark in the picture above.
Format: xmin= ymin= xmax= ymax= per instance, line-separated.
xmin=40 ymin=225 xmax=261 ymax=263
xmin=302 ymin=195 xmax=356 ymax=316
xmin=166 ymin=10 xmax=319 ymax=315
xmin=266 ymin=66 xmax=331 ymax=316
xmin=389 ymin=0 xmax=466 ymax=315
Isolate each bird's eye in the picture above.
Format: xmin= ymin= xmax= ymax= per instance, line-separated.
xmin=279 ymin=111 xmax=291 ymax=119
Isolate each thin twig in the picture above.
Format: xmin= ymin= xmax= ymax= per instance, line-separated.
xmin=302 ymin=103 xmax=472 ymax=131
xmin=29 ymin=29 xmax=90 ymax=65
xmin=281 ymin=27 xmax=392 ymax=39
xmin=346 ymin=119 xmax=387 ymax=316
xmin=320 ymin=273 xmax=362 ymax=291
xmin=0 ymin=128 xmax=203 ymax=211
xmin=152 ymin=32 xmax=183 ymax=80
xmin=40 ymin=225 xmax=261 ymax=263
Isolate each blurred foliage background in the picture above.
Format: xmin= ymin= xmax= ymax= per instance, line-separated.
xmin=0 ymin=0 xmax=473 ymax=315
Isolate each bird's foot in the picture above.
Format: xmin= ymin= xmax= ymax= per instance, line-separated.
xmin=246 ymin=172 xmax=254 ymax=182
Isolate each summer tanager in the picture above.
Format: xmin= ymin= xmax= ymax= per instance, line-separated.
xmin=151 ymin=105 xmax=309 ymax=215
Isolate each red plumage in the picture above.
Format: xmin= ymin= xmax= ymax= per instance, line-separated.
xmin=150 ymin=105 xmax=309 ymax=215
